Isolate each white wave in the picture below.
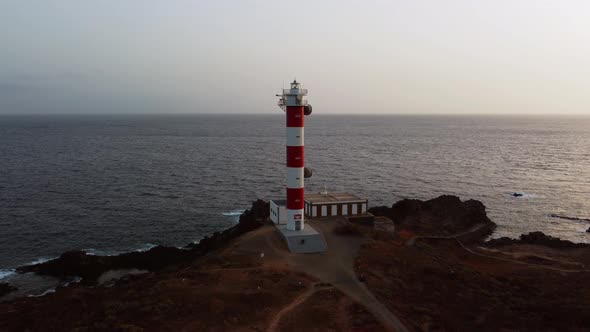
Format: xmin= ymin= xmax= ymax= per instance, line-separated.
xmin=135 ymin=243 xmax=157 ymax=252
xmin=182 ymin=240 xmax=199 ymax=248
xmin=222 ymin=209 xmax=245 ymax=217
xmin=82 ymin=248 xmax=123 ymax=256
xmin=28 ymin=288 xmax=56 ymax=297
xmin=84 ymin=243 xmax=158 ymax=256
xmin=25 ymin=256 xmax=58 ymax=266
xmin=62 ymin=276 xmax=82 ymax=287
xmin=222 ymin=209 xmax=245 ymax=224
xmin=83 ymin=248 xmax=115 ymax=256
xmin=0 ymin=269 xmax=15 ymax=280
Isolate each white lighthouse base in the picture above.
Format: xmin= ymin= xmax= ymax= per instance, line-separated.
xmin=287 ymin=209 xmax=304 ymax=231
xmin=275 ymin=224 xmax=327 ymax=254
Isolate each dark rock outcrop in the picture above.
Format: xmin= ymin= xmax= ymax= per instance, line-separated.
xmin=486 ymin=231 xmax=590 ymax=249
xmin=17 ymin=200 xmax=270 ymax=282
xmin=17 ymin=247 xmax=194 ymax=282
xmin=0 ymin=283 xmax=17 ymax=297
xmin=369 ymin=195 xmax=496 ymax=242
xmin=586 ymin=227 xmax=590 ymax=233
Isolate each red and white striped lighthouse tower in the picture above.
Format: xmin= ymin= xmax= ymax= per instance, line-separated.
xmin=278 ymin=80 xmax=312 ymax=231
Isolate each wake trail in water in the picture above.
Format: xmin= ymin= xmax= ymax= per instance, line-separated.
xmin=548 ymin=214 xmax=590 ymax=223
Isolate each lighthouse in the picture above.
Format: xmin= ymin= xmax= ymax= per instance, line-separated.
xmin=278 ymin=80 xmax=312 ymax=231
xmin=269 ymin=81 xmax=326 ymax=253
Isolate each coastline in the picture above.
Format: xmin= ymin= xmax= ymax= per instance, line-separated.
xmin=1 ymin=195 xmax=589 ymax=331
xmin=1 ymin=200 xmax=269 ymax=299
xmin=3 ymin=195 xmax=589 ymax=299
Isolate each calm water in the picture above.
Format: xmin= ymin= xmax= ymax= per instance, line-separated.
xmin=1 ymin=114 xmax=589 ymax=273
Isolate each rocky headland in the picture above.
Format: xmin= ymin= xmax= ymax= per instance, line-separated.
xmin=486 ymin=231 xmax=590 ymax=249
xmin=16 ymin=199 xmax=270 ymax=283
xmin=360 ymin=196 xmax=590 ymax=331
xmin=1 ymin=195 xmax=589 ymax=331
xmin=369 ymin=195 xmax=497 ymax=243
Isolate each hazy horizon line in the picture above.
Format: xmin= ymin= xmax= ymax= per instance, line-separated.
xmin=1 ymin=112 xmax=589 ymax=117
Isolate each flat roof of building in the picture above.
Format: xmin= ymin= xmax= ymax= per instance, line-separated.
xmin=304 ymin=192 xmax=366 ymax=204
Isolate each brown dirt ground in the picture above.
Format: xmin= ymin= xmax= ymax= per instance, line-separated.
xmin=275 ymin=287 xmax=386 ymax=332
xmin=0 ymin=224 xmax=389 ymax=332
xmin=356 ymin=226 xmax=590 ymax=332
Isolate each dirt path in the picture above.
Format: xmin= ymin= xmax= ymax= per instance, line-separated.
xmin=267 ymin=283 xmax=334 ymax=332
xmin=286 ymin=219 xmax=409 ymax=332
xmin=459 ymin=239 xmax=590 ymax=273
xmin=405 ymin=223 xmax=487 ymax=246
xmin=226 ymin=221 xmax=409 ymax=332
xmin=408 ymin=224 xmax=590 ymax=273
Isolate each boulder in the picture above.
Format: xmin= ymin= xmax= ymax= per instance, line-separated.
xmin=369 ymin=195 xmax=496 ymax=242
xmin=0 ymin=283 xmax=17 ymax=297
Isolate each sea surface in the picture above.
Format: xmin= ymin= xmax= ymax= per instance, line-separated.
xmin=1 ymin=114 xmax=589 ymax=276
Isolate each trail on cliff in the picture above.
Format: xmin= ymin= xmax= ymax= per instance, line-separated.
xmin=279 ymin=220 xmax=408 ymax=332
xmin=267 ymin=283 xmax=334 ymax=332
xmin=407 ymin=224 xmax=590 ymax=273
xmin=218 ymin=220 xmax=407 ymax=332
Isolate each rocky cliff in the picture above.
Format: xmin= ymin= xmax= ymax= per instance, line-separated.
xmin=369 ymin=195 xmax=496 ymax=242
xmin=17 ymin=200 xmax=270 ymax=282
xmin=486 ymin=231 xmax=590 ymax=249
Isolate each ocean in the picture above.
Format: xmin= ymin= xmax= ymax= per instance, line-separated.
xmin=1 ymin=114 xmax=589 ymax=275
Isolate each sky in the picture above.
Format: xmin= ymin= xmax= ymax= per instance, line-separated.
xmin=1 ymin=0 xmax=589 ymax=115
